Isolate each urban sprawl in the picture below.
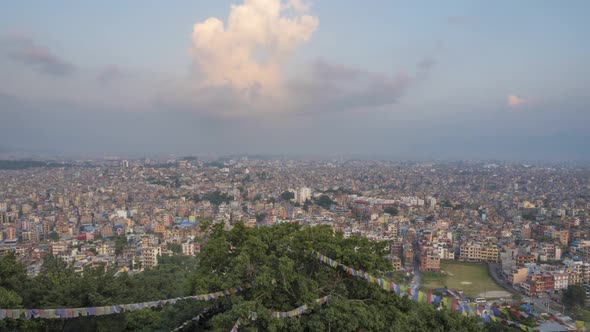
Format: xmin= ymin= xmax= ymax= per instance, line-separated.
xmin=1 ymin=158 xmax=589 ymax=328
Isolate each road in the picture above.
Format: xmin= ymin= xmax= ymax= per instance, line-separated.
xmin=410 ymin=241 xmax=421 ymax=290
xmin=487 ymin=262 xmax=519 ymax=294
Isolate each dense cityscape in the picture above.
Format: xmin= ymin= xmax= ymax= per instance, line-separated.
xmin=0 ymin=158 xmax=589 ymax=330
xmin=2 ymin=0 xmax=589 ymax=330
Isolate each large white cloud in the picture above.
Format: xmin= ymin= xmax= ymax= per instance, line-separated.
xmin=190 ymin=0 xmax=319 ymax=96
xmin=164 ymin=0 xmax=435 ymax=117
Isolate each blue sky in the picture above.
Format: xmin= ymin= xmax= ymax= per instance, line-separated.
xmin=0 ymin=0 xmax=589 ymax=159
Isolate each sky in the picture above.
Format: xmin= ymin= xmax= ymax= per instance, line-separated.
xmin=0 ymin=0 xmax=589 ymax=160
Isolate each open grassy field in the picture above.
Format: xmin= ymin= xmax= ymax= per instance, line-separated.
xmin=420 ymin=260 xmax=506 ymax=298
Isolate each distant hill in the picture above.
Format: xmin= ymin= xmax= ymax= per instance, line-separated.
xmin=0 ymin=160 xmax=71 ymax=170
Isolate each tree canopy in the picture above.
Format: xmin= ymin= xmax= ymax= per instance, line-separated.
xmin=0 ymin=223 xmax=506 ymax=331
xmin=316 ymin=195 xmax=335 ymax=210
xmin=562 ymin=285 xmax=586 ymax=309
xmin=280 ymin=191 xmax=295 ymax=201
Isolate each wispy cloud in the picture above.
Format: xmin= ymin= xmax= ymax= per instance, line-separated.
xmin=286 ymin=59 xmax=412 ymax=113
xmin=1 ymin=32 xmax=74 ymax=77
xmin=507 ymin=94 xmax=527 ymax=108
xmin=97 ymin=64 xmax=122 ymax=84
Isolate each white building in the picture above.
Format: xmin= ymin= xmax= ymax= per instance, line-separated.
xmin=296 ymin=187 xmax=312 ymax=204
xmin=553 ymin=272 xmax=569 ymax=290
xmin=141 ymin=247 xmax=161 ymax=269
xmin=182 ymin=242 xmax=195 ymax=256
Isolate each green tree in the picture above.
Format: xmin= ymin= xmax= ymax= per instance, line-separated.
xmin=0 ymin=252 xmax=28 ymax=292
xmin=0 ymin=287 xmax=23 ymax=307
xmin=204 ymin=191 xmax=233 ymax=206
xmin=316 ymin=194 xmax=334 ymax=210
xmin=563 ymin=285 xmax=586 ymax=309
xmin=114 ymin=235 xmax=129 ymax=256
xmin=255 ymin=213 xmax=267 ymax=222
xmin=168 ymin=243 xmax=182 ymax=254
xmin=384 ymin=206 xmax=399 ymax=216
xmin=0 ymin=223 xmax=502 ymax=331
xmin=280 ymin=191 xmax=294 ymax=201
xmin=125 ymin=308 xmax=162 ymax=330
xmin=303 ymin=199 xmax=311 ymax=211
xmin=48 ymin=231 xmax=59 ymax=241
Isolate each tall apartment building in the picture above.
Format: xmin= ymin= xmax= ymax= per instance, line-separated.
xmin=516 ymin=254 xmax=536 ymax=266
xmin=552 ymin=272 xmax=569 ymax=290
xmin=509 ymin=267 xmax=529 ymax=286
xmin=552 ymin=230 xmax=569 ymax=246
xmin=420 ymin=247 xmax=441 ymax=272
xmin=564 ymin=260 xmax=590 ymax=285
xmin=141 ymin=247 xmax=161 ymax=269
xmin=433 ymin=242 xmax=454 ymax=260
xmin=182 ymin=241 xmax=195 ymax=256
xmin=295 ymin=187 xmax=312 ymax=204
xmin=5 ymin=227 xmax=17 ymax=241
xmin=391 ymin=256 xmax=402 ymax=271
xmin=402 ymin=244 xmax=414 ymax=270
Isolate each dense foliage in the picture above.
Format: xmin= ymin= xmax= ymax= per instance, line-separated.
xmin=0 ymin=253 xmax=203 ymax=331
xmin=562 ymin=285 xmax=587 ymax=309
xmin=280 ymin=191 xmax=295 ymax=201
xmin=315 ymin=195 xmax=335 ymax=210
xmin=0 ymin=223 xmax=507 ymax=331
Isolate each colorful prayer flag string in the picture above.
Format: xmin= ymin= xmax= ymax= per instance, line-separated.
xmin=0 ymin=283 xmax=252 ymax=320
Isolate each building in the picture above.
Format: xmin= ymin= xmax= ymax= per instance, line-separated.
xmin=420 ymin=247 xmax=441 ymax=272
xmin=552 ymin=272 xmax=569 ymax=290
xmin=390 ymin=239 xmax=403 ymax=258
xmin=459 ymin=242 xmax=499 ymax=262
xmin=182 ymin=241 xmax=195 ymax=256
xmin=516 ymin=254 xmax=536 ymax=267
xmin=296 ymin=187 xmax=312 ymax=204
xmin=51 ymin=242 xmax=68 ymax=255
xmin=97 ymin=243 xmax=114 ymax=256
xmin=434 ymin=242 xmax=454 ymax=260
xmin=552 ymin=230 xmax=569 ymax=246
xmin=141 ymin=247 xmax=161 ymax=269
xmin=391 ymin=256 xmax=402 ymax=271
xmin=403 ymin=244 xmax=414 ymax=270
xmin=5 ymin=227 xmax=17 ymax=241
xmin=522 ymin=223 xmax=532 ymax=240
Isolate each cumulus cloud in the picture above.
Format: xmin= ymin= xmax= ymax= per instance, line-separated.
xmin=189 ymin=0 xmax=319 ymax=95
xmin=507 ymin=94 xmax=527 ymax=108
xmin=284 ymin=0 xmax=311 ymax=13
xmin=0 ymin=33 xmax=74 ymax=76
xmin=167 ymin=0 xmax=435 ymax=117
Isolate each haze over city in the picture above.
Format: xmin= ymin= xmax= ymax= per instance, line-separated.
xmin=1 ymin=0 xmax=589 ymax=160
xmin=3 ymin=2 xmax=590 ymax=330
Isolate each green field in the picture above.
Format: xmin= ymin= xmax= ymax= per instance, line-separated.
xmin=420 ymin=260 xmax=506 ymax=298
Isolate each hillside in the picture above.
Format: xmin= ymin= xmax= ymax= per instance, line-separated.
xmin=0 ymin=223 xmax=512 ymax=331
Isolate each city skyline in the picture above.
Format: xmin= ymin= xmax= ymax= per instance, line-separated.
xmin=1 ymin=0 xmax=589 ymax=160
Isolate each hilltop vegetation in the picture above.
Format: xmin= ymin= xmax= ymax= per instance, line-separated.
xmin=0 ymin=223 xmax=510 ymax=331
xmin=0 ymin=160 xmax=72 ymax=170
